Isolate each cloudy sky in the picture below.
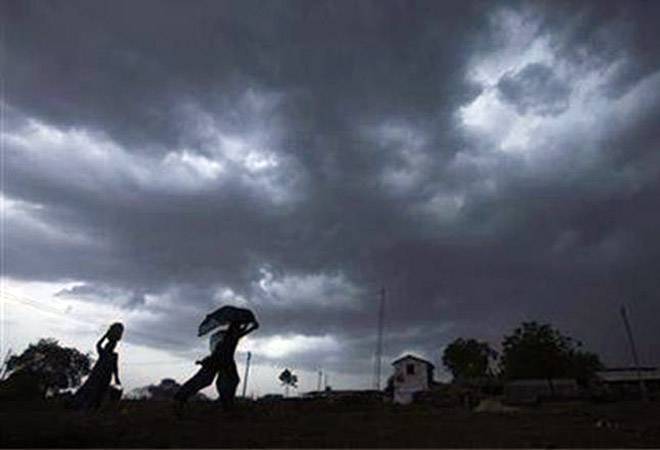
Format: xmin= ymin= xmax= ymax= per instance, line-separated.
xmin=2 ymin=0 xmax=660 ymax=396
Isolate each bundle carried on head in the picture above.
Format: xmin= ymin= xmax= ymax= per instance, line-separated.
xmin=198 ymin=306 xmax=256 ymax=337
xmin=107 ymin=322 xmax=124 ymax=341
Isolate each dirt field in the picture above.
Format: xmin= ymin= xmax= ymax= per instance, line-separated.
xmin=1 ymin=398 xmax=660 ymax=447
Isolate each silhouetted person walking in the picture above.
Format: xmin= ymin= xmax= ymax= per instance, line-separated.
xmin=73 ymin=322 xmax=123 ymax=410
xmin=175 ymin=320 xmax=258 ymax=412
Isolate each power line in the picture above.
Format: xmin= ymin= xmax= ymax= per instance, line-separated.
xmin=4 ymin=289 xmax=257 ymax=352
xmin=2 ymin=291 xmax=98 ymax=329
xmin=1 ymin=289 xmax=183 ymax=350
xmin=1 ymin=289 xmax=259 ymax=375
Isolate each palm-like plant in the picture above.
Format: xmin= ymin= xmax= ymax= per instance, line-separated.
xmin=278 ymin=368 xmax=298 ymax=397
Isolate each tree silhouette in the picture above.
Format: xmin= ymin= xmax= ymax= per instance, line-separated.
xmin=442 ymin=338 xmax=498 ymax=381
xmin=5 ymin=338 xmax=92 ymax=396
xmin=278 ymin=368 xmax=298 ymax=397
xmin=500 ymin=322 xmax=602 ymax=388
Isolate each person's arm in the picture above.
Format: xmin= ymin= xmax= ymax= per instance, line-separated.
xmin=196 ymin=355 xmax=212 ymax=366
xmin=239 ymin=320 xmax=259 ymax=338
xmin=96 ymin=334 xmax=106 ymax=355
xmin=113 ymin=356 xmax=121 ymax=385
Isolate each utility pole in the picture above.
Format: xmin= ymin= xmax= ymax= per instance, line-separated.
xmin=374 ymin=287 xmax=385 ymax=390
xmin=317 ymin=369 xmax=322 ymax=392
xmin=620 ymin=305 xmax=648 ymax=401
xmin=242 ymin=351 xmax=252 ymax=398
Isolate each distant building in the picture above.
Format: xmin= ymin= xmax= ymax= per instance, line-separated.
xmin=258 ymin=393 xmax=284 ymax=402
xmin=595 ymin=367 xmax=660 ymax=398
xmin=302 ymin=389 xmax=383 ymax=402
xmin=390 ymin=354 xmax=435 ymax=404
xmin=596 ymin=366 xmax=660 ymax=383
xmin=503 ymin=378 xmax=579 ymax=404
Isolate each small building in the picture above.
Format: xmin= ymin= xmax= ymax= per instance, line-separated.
xmin=595 ymin=367 xmax=660 ymax=398
xmin=503 ymin=378 xmax=579 ymax=405
xmin=391 ymin=354 xmax=435 ymax=404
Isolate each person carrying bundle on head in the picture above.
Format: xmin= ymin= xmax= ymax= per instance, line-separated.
xmin=175 ymin=309 xmax=258 ymax=412
xmin=73 ymin=322 xmax=123 ymax=410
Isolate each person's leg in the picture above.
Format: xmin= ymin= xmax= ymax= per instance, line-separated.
xmin=214 ymin=370 xmax=223 ymax=400
xmin=175 ymin=365 xmax=216 ymax=403
xmin=217 ymin=362 xmax=240 ymax=411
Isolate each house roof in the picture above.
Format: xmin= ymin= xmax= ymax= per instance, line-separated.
xmin=391 ymin=353 xmax=435 ymax=368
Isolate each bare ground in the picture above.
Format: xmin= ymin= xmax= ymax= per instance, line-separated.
xmin=1 ymin=399 xmax=660 ymax=447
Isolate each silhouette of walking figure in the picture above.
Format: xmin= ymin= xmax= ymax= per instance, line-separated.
xmin=73 ymin=322 xmax=123 ymax=410
xmin=175 ymin=320 xmax=258 ymax=412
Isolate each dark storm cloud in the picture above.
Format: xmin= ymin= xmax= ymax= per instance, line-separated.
xmin=3 ymin=0 xmax=660 ymax=380
xmin=534 ymin=0 xmax=660 ymax=98
xmin=497 ymin=63 xmax=570 ymax=116
xmin=2 ymin=0 xmax=487 ymax=151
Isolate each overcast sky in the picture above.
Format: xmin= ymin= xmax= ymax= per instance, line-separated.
xmin=2 ymin=0 xmax=660 ymax=396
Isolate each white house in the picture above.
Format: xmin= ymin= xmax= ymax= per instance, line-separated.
xmin=391 ymin=354 xmax=435 ymax=404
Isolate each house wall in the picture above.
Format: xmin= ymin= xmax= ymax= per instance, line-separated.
xmin=392 ymin=358 xmax=430 ymax=404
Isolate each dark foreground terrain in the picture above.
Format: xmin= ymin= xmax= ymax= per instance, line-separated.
xmin=1 ymin=398 xmax=660 ymax=447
